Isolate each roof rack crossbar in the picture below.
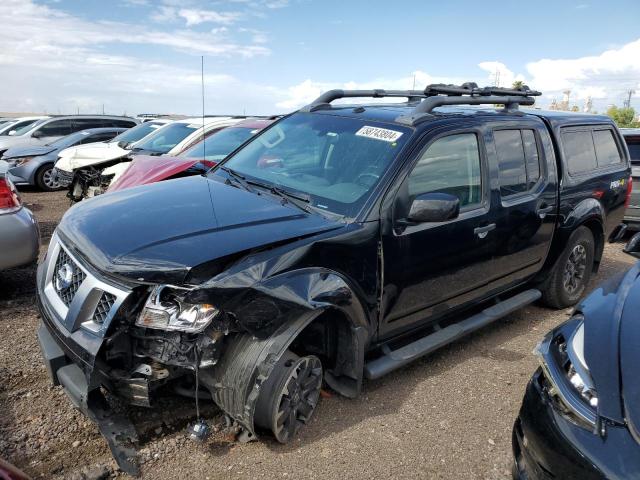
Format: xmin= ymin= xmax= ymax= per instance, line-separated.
xmin=412 ymin=94 xmax=536 ymax=115
xmin=301 ymin=89 xmax=427 ymax=112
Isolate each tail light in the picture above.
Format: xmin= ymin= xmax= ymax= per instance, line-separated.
xmin=625 ymin=176 xmax=633 ymax=208
xmin=0 ymin=176 xmax=21 ymax=213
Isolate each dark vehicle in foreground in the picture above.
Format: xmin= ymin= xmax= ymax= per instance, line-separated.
xmin=36 ymin=83 xmax=632 ymax=474
xmin=512 ymin=233 xmax=640 ymax=479
xmin=621 ymin=128 xmax=640 ymax=230
xmin=107 ymin=118 xmax=275 ymax=193
xmin=0 ymin=161 xmax=39 ymax=271
xmin=2 ymin=128 xmax=125 ymax=191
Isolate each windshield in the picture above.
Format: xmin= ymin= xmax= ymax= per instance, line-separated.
xmin=110 ymin=122 xmax=165 ymax=146
xmin=13 ymin=118 xmax=46 ymax=136
xmin=46 ymin=130 xmax=94 ymax=148
xmin=216 ymin=113 xmax=411 ymax=217
xmin=132 ymin=122 xmax=199 ymax=154
xmin=181 ymin=127 xmax=257 ymax=161
xmin=626 ymin=140 xmax=640 ymax=165
xmin=0 ymin=119 xmax=40 ymax=136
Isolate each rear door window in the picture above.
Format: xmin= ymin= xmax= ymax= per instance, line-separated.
xmin=561 ymin=130 xmax=597 ymax=175
xmin=593 ymin=129 xmax=622 ymax=166
xmin=494 ymin=129 xmax=542 ymax=197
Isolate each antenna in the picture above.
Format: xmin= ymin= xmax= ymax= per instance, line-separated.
xmin=201 ymin=56 xmax=206 ymax=157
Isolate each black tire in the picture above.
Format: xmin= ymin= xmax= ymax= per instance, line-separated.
xmin=541 ymin=226 xmax=595 ymax=309
xmin=35 ymin=163 xmax=60 ymax=191
xmin=254 ymin=350 xmax=323 ymax=443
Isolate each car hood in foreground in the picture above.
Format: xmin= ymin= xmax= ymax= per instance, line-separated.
xmin=2 ymin=145 xmax=55 ymax=159
xmin=582 ymin=263 xmax=640 ymax=424
xmin=57 ymin=175 xmax=342 ymax=284
xmin=56 ymin=142 xmax=128 ymax=171
xmin=618 ymin=271 xmax=640 ymax=437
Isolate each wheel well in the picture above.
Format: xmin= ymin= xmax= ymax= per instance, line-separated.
xmin=288 ymin=309 xmax=361 ymax=397
xmin=581 ymin=218 xmax=604 ymax=272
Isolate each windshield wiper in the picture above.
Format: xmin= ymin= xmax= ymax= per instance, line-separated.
xmin=246 ymin=179 xmax=313 ymax=214
xmin=219 ymin=166 xmax=255 ymax=193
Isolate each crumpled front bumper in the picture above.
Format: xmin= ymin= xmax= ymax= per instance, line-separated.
xmin=37 ymin=294 xmax=140 ymax=476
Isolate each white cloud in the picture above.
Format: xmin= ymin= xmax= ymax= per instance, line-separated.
xmin=525 ymin=39 xmax=640 ymax=103
xmin=177 ymin=8 xmax=242 ymax=26
xmin=476 ymin=39 xmax=640 ymax=109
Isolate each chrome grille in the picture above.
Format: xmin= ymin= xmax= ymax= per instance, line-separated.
xmin=93 ymin=292 xmax=116 ymax=324
xmin=53 ymin=248 xmax=86 ymax=306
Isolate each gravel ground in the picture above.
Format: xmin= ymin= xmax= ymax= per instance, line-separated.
xmin=0 ymin=188 xmax=635 ymax=479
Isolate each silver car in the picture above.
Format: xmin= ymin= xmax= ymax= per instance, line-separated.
xmin=0 ymin=161 xmax=39 ymax=270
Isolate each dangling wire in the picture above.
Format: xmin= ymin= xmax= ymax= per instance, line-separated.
xmin=194 ymin=346 xmax=201 ymax=420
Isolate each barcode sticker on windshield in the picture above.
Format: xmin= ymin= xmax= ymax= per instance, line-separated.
xmin=356 ymin=126 xmax=403 ymax=142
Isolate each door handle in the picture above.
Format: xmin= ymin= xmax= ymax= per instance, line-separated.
xmin=537 ymin=204 xmax=554 ymax=218
xmin=474 ymin=223 xmax=496 ymax=239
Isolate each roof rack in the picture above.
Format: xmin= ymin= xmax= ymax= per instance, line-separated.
xmin=300 ymin=89 xmax=428 ymax=113
xmin=300 ymin=82 xmax=541 ymax=125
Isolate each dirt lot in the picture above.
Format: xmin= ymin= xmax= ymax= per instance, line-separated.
xmin=0 ymin=189 xmax=635 ymax=479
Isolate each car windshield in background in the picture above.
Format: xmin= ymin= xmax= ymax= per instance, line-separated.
xmin=181 ymin=127 xmax=256 ymax=161
xmin=132 ymin=122 xmax=199 ymax=154
xmin=110 ymin=122 xmax=163 ymax=146
xmin=13 ymin=119 xmax=47 ymax=136
xmin=216 ymin=113 xmax=412 ymax=217
xmin=46 ymin=130 xmax=93 ymax=148
xmin=626 ymin=140 xmax=640 ymax=165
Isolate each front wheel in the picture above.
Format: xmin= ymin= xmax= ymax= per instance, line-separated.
xmin=541 ymin=226 xmax=595 ymax=308
xmin=35 ymin=163 xmax=60 ymax=191
xmin=254 ymin=351 xmax=323 ymax=443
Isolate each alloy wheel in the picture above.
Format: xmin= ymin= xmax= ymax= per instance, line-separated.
xmin=563 ymin=244 xmax=587 ymax=295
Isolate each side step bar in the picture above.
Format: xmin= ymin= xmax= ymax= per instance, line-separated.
xmin=364 ymin=289 xmax=541 ymax=380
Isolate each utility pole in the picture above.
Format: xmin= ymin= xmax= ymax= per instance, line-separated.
xmin=624 ymin=89 xmax=635 ymax=108
xmin=493 ymin=68 xmax=501 ymax=88
xmin=412 ymin=73 xmax=416 ymax=90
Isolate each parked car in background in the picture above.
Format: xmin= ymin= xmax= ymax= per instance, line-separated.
xmin=0 ymin=161 xmax=39 ymax=271
xmin=622 ymin=128 xmax=640 ymax=230
xmin=0 ymin=115 xmax=138 ymax=157
xmin=36 ymin=83 xmax=632 ymax=472
xmin=61 ymin=116 xmax=250 ymax=202
xmin=512 ymin=233 xmax=640 ymax=480
xmin=1 ymin=128 xmax=125 ymax=191
xmin=54 ymin=119 xmax=172 ymax=181
xmin=0 ymin=116 xmax=49 ymax=136
xmin=107 ymin=118 xmax=276 ymax=193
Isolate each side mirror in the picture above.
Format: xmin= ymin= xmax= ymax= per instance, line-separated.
xmin=117 ymin=140 xmax=129 ymax=149
xmin=31 ymin=130 xmax=43 ymax=139
xmin=624 ymin=232 xmax=640 ymax=259
xmin=7 ymin=130 xmax=16 ymax=136
xmin=402 ymin=192 xmax=460 ymax=225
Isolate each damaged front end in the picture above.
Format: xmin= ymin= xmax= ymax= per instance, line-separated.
xmin=36 ymin=235 xmax=235 ymax=474
xmin=67 ymin=166 xmax=115 ymax=203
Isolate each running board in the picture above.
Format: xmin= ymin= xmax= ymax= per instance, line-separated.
xmin=364 ymin=289 xmax=541 ymax=380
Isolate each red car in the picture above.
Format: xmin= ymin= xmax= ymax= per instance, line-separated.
xmin=107 ymin=118 xmax=275 ymax=193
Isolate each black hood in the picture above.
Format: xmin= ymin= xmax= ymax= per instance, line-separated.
xmin=58 ymin=176 xmax=343 ymax=284
xmin=618 ymin=269 xmax=640 ymax=437
xmin=583 ymin=263 xmax=640 ymax=424
xmin=2 ymin=145 xmax=55 ymax=159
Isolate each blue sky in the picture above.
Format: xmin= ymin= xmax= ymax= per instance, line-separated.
xmin=2 ymin=0 xmax=639 ymax=116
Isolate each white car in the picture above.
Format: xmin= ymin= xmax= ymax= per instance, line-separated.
xmin=0 ymin=115 xmax=138 ymax=157
xmin=55 ymin=119 xmax=173 ymax=175
xmin=0 ymin=116 xmax=49 ymax=136
xmin=59 ymin=116 xmax=249 ymax=202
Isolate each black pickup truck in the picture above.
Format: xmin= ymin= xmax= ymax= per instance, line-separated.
xmin=36 ymin=83 xmax=631 ymax=473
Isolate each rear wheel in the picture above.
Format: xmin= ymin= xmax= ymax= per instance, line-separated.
xmin=541 ymin=226 xmax=595 ymax=308
xmin=35 ymin=163 xmax=60 ymax=191
xmin=254 ymin=350 xmax=323 ymax=443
